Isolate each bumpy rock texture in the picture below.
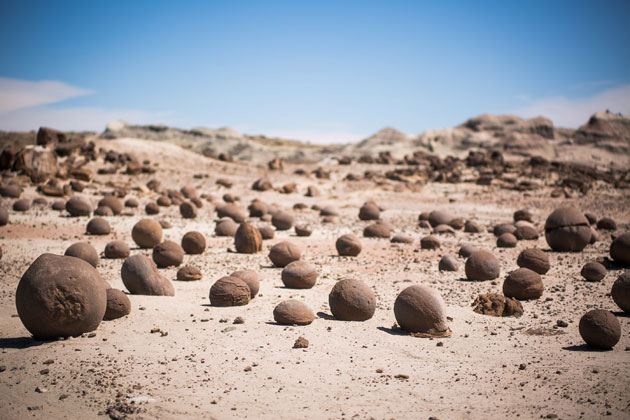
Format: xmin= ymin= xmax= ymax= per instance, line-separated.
xmin=231 ymin=269 xmax=260 ymax=298
xmin=209 ymin=277 xmax=251 ymax=307
xmin=472 ymin=293 xmax=524 ymax=317
xmin=16 ymin=254 xmax=107 ymax=339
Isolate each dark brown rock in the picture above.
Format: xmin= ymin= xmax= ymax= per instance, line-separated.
xmin=152 ymin=241 xmax=185 ymax=268
xmin=458 ymin=245 xmax=477 ymax=258
xmin=428 ymin=210 xmax=453 ymax=227
xmin=464 ymin=220 xmax=483 ymax=233
xmin=97 ymin=196 xmax=123 ymax=215
xmin=610 ymin=233 xmax=630 ymax=266
xmin=579 ymin=309 xmax=621 ymax=349
xmin=391 ymin=233 xmax=413 ymax=244
xmin=181 ymin=231 xmax=206 ymax=254
xmin=281 ymin=261 xmax=318 ymax=289
xmin=328 ymin=279 xmax=375 ymax=321
xmin=104 ymin=241 xmax=130 ymax=259
xmin=497 ymin=232 xmax=517 ymax=248
xmin=597 ymin=217 xmax=617 ymax=231
xmin=358 ymin=202 xmax=380 ymax=221
xmin=176 ymin=266 xmax=203 ymax=281
xmin=12 ymin=198 xmax=31 ymax=212
xmin=438 ymin=255 xmax=459 ymax=271
xmin=516 ymin=248 xmax=550 ymax=274
xmin=234 ymin=223 xmax=263 ymax=254
xmin=465 ymin=250 xmax=500 ymax=281
xmin=125 ymin=198 xmax=139 ymax=208
xmin=269 ymin=241 xmax=302 ymax=267
xmin=0 ymin=207 xmax=8 ymax=225
xmin=180 ymin=201 xmax=197 ymax=219
xmin=248 ymin=201 xmax=268 ymax=217
xmin=472 ymin=293 xmax=523 ymax=317
xmin=514 ymin=224 xmax=539 ymax=240
xmin=514 ymin=209 xmax=534 ymax=223
xmin=209 ymin=276 xmax=250 ymax=306
xmin=230 ymin=269 xmax=260 ymax=298
xmin=65 ymin=242 xmax=99 ymax=268
xmin=544 ymin=207 xmax=591 ymax=252
xmin=420 ymin=235 xmax=440 ymax=250
xmin=295 ymin=225 xmax=312 ymax=236
xmin=104 ymin=289 xmax=131 ymax=320
xmin=611 ymin=271 xmax=630 ymax=312
xmin=336 ymin=234 xmax=362 ymax=256
xmin=215 ymin=218 xmax=238 ymax=236
xmin=581 ymin=261 xmax=606 ymax=282
xmin=258 ymin=224 xmax=275 ymax=240
xmin=86 ymin=217 xmax=111 ymax=235
xmin=363 ymin=222 xmax=390 ymax=238
xmin=121 ymin=254 xmax=174 ymax=296
xmin=394 ymin=285 xmax=449 ymax=334
xmin=65 ymin=195 xmax=92 ymax=216
xmin=16 ymin=254 xmax=107 ymax=339
xmin=131 ymin=219 xmax=163 ymax=248
xmin=273 ymin=300 xmax=314 ymax=325
xmin=216 ymin=203 xmax=246 ymax=223
xmin=94 ymin=206 xmax=114 ymax=216
xmin=503 ymin=268 xmax=543 ymax=300
xmin=272 ymin=211 xmax=294 ymax=230
xmin=145 ymin=202 xmax=160 ymax=215
xmin=493 ymin=223 xmax=516 ymax=237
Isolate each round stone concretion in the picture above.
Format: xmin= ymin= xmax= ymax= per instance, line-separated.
xmin=273 ymin=300 xmax=314 ymax=325
xmin=65 ymin=242 xmax=99 ymax=268
xmin=16 ymin=254 xmax=107 ymax=340
xmin=394 ymin=284 xmax=449 ymax=334
xmin=181 ymin=231 xmax=206 ymax=254
xmin=328 ymin=279 xmax=375 ymax=321
xmin=611 ymin=271 xmax=630 ymax=313
xmin=579 ymin=309 xmax=621 ymax=349
xmin=544 ymin=207 xmax=591 ymax=252
xmin=281 ymin=261 xmax=318 ymax=289
xmin=503 ymin=268 xmax=544 ymax=300
xmin=269 ymin=241 xmax=302 ymax=267
xmin=152 ymin=241 xmax=185 ymax=268
xmin=516 ymin=248 xmax=550 ymax=274
xmin=610 ymin=233 xmax=630 ymax=266
xmin=209 ymin=276 xmax=251 ymax=307
xmin=104 ymin=288 xmax=131 ymax=320
xmin=336 ymin=234 xmax=362 ymax=256
xmin=465 ymin=250 xmax=501 ymax=281
xmin=132 ymin=219 xmax=163 ymax=248
xmin=231 ymin=269 xmax=260 ymax=298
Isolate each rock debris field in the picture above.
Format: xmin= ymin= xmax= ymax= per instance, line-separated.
xmin=1 ymin=127 xmax=629 ymax=420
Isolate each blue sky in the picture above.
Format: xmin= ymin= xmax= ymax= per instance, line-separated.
xmin=1 ymin=0 xmax=629 ymax=143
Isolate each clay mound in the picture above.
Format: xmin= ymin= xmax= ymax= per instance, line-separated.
xmin=15 ymin=254 xmax=107 ymax=340
xmin=472 ymin=293 xmax=523 ymax=317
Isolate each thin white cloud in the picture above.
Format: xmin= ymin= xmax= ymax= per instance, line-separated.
xmin=517 ymin=84 xmax=630 ymax=128
xmin=0 ymin=106 xmax=169 ymax=132
xmin=0 ymin=77 xmax=93 ymax=114
xmin=254 ymin=129 xmax=368 ymax=145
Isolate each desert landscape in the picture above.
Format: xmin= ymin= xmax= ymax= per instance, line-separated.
xmin=0 ymin=110 xmax=629 ymax=420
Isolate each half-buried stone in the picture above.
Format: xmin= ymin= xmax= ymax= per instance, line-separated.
xmin=145 ymin=202 xmax=160 ymax=215
xmin=177 ymin=266 xmax=203 ymax=281
xmin=216 ymin=203 xmax=246 ymax=223
xmin=295 ymin=225 xmax=312 ymax=237
xmin=391 ymin=233 xmax=413 ymax=244
xmin=281 ymin=261 xmax=318 ymax=289
xmin=230 ymin=269 xmax=260 ymax=298
xmin=0 ymin=207 xmax=9 ymax=226
xmin=104 ymin=240 xmax=130 ymax=259
xmin=581 ymin=261 xmax=606 ymax=282
xmin=465 ymin=250 xmax=500 ymax=281
xmin=98 ymin=196 xmax=123 ymax=215
xmin=13 ymin=198 xmax=31 ymax=212
xmin=579 ymin=309 xmax=621 ymax=349
xmin=104 ymin=289 xmax=131 ymax=320
xmin=328 ymin=279 xmax=375 ymax=321
xmin=544 ymin=207 xmax=591 ymax=252
xmin=152 ymin=241 xmax=185 ymax=268
xmin=273 ymin=300 xmax=314 ymax=325
xmin=514 ymin=224 xmax=539 ymax=240
xmin=493 ymin=224 xmax=516 ymax=237
xmin=209 ymin=276 xmax=250 ymax=306
xmin=234 ymin=223 xmax=263 ymax=254
xmin=358 ymin=202 xmax=380 ymax=221
xmin=394 ymin=285 xmax=449 ymax=335
xmin=269 ymin=241 xmax=302 ymax=267
xmin=121 ymin=254 xmax=175 ymax=296
xmin=65 ymin=242 xmax=99 ymax=268
xmin=516 ymin=248 xmax=550 ymax=274
xmin=16 ymin=254 xmax=107 ymax=339
xmin=458 ymin=245 xmax=477 ymax=258
xmin=464 ymin=220 xmax=483 ymax=233
xmin=132 ymin=219 xmax=163 ymax=248
xmin=181 ymin=231 xmax=206 ymax=254
xmin=94 ymin=206 xmax=114 ymax=216
xmin=597 ymin=217 xmax=617 ymax=231
xmin=420 ymin=235 xmax=440 ymax=250
xmin=86 ymin=217 xmax=111 ymax=235
xmin=336 ymin=234 xmax=362 ymax=256
xmin=503 ymin=268 xmax=543 ymax=300
xmin=258 ymin=225 xmax=275 ymax=240
xmin=428 ymin=210 xmax=453 ymax=228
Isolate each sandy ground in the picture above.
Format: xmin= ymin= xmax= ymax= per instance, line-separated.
xmin=1 ymin=138 xmax=629 ymax=420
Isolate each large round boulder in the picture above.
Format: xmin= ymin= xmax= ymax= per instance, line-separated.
xmin=579 ymin=309 xmax=621 ymax=349
xmin=86 ymin=217 xmax=111 ymax=235
xmin=269 ymin=241 xmax=301 ymax=267
xmin=234 ymin=223 xmax=263 ymax=254
xmin=281 ymin=261 xmax=318 ymax=289
xmin=209 ymin=276 xmax=250 ymax=307
xmin=610 ymin=233 xmax=630 ymax=266
xmin=15 ymin=254 xmax=107 ymax=339
xmin=121 ymin=255 xmax=175 ymax=296
xmin=131 ymin=219 xmax=163 ymax=248
xmin=328 ymin=279 xmax=375 ymax=321
xmin=544 ymin=207 xmax=591 ymax=252
xmin=394 ymin=285 xmax=449 ymax=334
xmin=181 ymin=231 xmax=206 ymax=254
xmin=152 ymin=241 xmax=185 ymax=268
xmin=465 ymin=250 xmax=500 ymax=281
xmin=65 ymin=195 xmax=92 ymax=216
xmin=64 ymin=242 xmax=99 ymax=268
xmin=516 ymin=248 xmax=550 ymax=274
xmin=273 ymin=300 xmax=314 ymax=325
xmin=336 ymin=234 xmax=362 ymax=257
xmin=502 ymin=268 xmax=544 ymax=300
xmin=216 ymin=203 xmax=246 ymax=223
